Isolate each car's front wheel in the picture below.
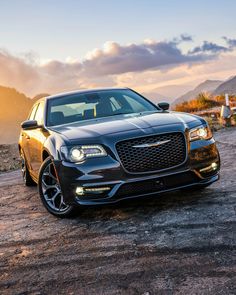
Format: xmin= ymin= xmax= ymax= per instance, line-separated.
xmin=38 ymin=157 xmax=77 ymax=217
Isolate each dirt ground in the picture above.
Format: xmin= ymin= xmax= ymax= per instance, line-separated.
xmin=0 ymin=128 xmax=236 ymax=295
xmin=0 ymin=144 xmax=21 ymax=172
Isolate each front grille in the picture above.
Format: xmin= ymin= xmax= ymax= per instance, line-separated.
xmin=115 ymin=172 xmax=198 ymax=198
xmin=116 ymin=132 xmax=186 ymax=173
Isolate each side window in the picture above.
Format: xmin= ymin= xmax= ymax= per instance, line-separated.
xmin=34 ymin=102 xmax=45 ymax=125
xmin=28 ymin=104 xmax=38 ymax=120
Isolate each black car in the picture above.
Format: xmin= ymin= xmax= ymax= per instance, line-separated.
xmin=19 ymin=88 xmax=220 ymax=217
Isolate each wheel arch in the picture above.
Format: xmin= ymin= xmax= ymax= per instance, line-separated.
xmin=42 ymin=149 xmax=51 ymax=161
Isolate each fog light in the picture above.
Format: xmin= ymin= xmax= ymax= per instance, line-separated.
xmin=76 ymin=187 xmax=84 ymax=195
xmin=85 ymin=187 xmax=110 ymax=193
xmin=199 ymin=162 xmax=218 ymax=173
xmin=76 ymin=186 xmax=111 ymax=196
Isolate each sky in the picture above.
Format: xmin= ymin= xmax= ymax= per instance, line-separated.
xmin=0 ymin=0 xmax=236 ymax=99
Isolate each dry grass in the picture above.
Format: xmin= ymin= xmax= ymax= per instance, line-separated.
xmin=174 ymin=93 xmax=236 ymax=113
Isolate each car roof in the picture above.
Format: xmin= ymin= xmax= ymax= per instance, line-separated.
xmin=43 ymin=87 xmax=130 ymax=101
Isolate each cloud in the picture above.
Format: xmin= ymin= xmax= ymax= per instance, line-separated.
xmin=0 ymin=36 xmax=236 ymax=97
xmin=82 ymin=39 xmax=212 ymax=76
xmin=179 ymin=34 xmax=193 ymax=42
xmin=0 ymin=49 xmax=40 ymax=94
xmin=189 ymin=37 xmax=236 ymax=55
xmin=189 ymin=41 xmax=228 ymax=54
xmin=222 ymin=36 xmax=236 ymax=48
xmin=115 ymin=54 xmax=236 ymax=96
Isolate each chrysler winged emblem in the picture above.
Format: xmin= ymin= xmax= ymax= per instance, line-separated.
xmin=132 ymin=139 xmax=171 ymax=148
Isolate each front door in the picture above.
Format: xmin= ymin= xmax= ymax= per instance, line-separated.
xmin=26 ymin=101 xmax=47 ymax=178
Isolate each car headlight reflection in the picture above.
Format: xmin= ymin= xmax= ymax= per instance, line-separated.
xmin=189 ymin=125 xmax=213 ymax=141
xmin=61 ymin=145 xmax=107 ymax=163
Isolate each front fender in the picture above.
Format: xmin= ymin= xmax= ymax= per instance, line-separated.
xmin=43 ymin=132 xmax=67 ymax=160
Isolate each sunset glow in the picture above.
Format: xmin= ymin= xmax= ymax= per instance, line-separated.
xmin=0 ymin=0 xmax=236 ymax=99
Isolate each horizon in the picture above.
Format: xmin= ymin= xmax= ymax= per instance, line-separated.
xmin=1 ymin=0 xmax=236 ymax=99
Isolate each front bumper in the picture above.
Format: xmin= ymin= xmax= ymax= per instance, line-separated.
xmin=54 ymin=138 xmax=220 ymax=206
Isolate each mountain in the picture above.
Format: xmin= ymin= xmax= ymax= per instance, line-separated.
xmin=142 ymin=84 xmax=195 ymax=104
xmin=0 ymin=86 xmax=33 ymax=144
xmin=213 ymin=76 xmax=236 ymax=95
xmin=173 ymin=80 xmax=222 ymax=105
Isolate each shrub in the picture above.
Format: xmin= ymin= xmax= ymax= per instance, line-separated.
xmin=174 ymin=93 xmax=221 ymax=113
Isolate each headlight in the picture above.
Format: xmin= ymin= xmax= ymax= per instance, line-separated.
xmin=60 ymin=145 xmax=107 ymax=163
xmin=189 ymin=125 xmax=212 ymax=141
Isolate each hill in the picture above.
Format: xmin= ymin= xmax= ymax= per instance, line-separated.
xmin=0 ymin=86 xmax=33 ymax=144
xmin=173 ymin=80 xmax=222 ymax=105
xmin=213 ymin=76 xmax=236 ymax=95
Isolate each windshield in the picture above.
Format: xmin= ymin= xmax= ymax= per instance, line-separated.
xmin=46 ymin=89 xmax=158 ymax=126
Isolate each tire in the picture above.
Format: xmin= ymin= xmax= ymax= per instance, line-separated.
xmin=38 ymin=157 xmax=77 ymax=217
xmin=20 ymin=150 xmax=36 ymax=186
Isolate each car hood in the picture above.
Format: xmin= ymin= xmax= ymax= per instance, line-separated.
xmin=49 ymin=111 xmax=204 ymax=142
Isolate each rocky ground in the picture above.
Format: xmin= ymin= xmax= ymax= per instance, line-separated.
xmin=0 ymin=144 xmax=21 ymax=172
xmin=0 ymin=128 xmax=235 ymax=294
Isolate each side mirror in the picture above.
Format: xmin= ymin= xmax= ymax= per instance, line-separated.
xmin=21 ymin=120 xmax=39 ymax=130
xmin=158 ymin=102 xmax=169 ymax=111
